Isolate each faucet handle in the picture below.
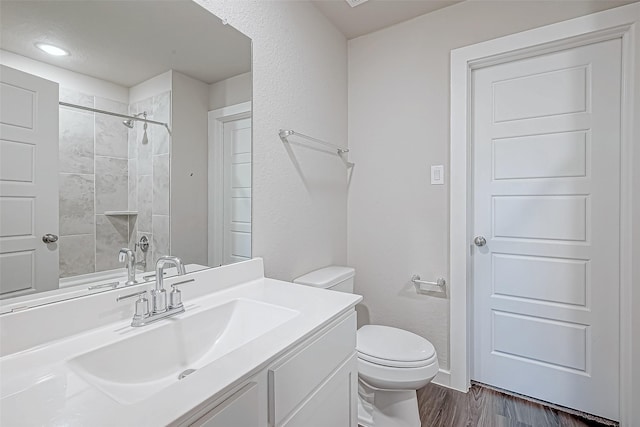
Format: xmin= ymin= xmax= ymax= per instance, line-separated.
xmin=168 ymin=279 xmax=195 ymax=309
xmin=116 ymin=290 xmax=149 ymax=321
xmin=170 ymin=278 xmax=195 ymax=289
xmin=116 ymin=290 xmax=147 ymax=301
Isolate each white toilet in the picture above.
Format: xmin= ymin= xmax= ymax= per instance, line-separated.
xmin=294 ymin=266 xmax=439 ymax=427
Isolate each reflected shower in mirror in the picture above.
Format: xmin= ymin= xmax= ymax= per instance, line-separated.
xmin=0 ymin=0 xmax=252 ymax=305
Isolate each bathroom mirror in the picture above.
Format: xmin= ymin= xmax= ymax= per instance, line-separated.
xmin=0 ymin=0 xmax=252 ymax=307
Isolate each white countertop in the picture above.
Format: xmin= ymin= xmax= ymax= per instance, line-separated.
xmin=0 ymin=261 xmax=361 ymax=426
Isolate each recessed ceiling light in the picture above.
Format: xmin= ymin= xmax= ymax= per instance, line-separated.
xmin=35 ymin=42 xmax=69 ymax=57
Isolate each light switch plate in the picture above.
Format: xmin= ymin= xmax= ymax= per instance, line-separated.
xmin=431 ymin=165 xmax=444 ymax=185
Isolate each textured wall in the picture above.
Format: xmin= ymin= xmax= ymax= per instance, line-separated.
xmin=347 ymin=0 xmax=632 ymax=371
xmin=196 ymin=0 xmax=348 ymax=280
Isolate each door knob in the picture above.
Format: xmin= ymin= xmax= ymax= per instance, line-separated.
xmin=42 ymin=234 xmax=58 ymax=243
xmin=474 ymin=236 xmax=486 ymax=247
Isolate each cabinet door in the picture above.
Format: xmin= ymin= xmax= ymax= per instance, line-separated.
xmin=269 ymin=313 xmax=356 ymax=425
xmin=282 ymin=354 xmax=358 ymax=427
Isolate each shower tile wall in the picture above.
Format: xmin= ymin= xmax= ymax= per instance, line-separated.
xmin=58 ymin=88 xmax=132 ymax=278
xmin=129 ymin=91 xmax=171 ymax=271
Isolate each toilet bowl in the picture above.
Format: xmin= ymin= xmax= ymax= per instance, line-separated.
xmin=293 ymin=266 xmax=439 ymax=427
xmin=356 ymin=325 xmax=439 ymax=427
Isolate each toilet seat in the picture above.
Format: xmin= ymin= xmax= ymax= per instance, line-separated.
xmin=357 ymin=355 xmax=439 ymax=391
xmin=357 ymin=351 xmax=437 ymax=368
xmin=357 ymin=325 xmax=436 ymax=368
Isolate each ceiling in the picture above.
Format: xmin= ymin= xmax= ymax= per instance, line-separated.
xmin=311 ymin=0 xmax=463 ymax=39
xmin=0 ymin=0 xmax=251 ymax=88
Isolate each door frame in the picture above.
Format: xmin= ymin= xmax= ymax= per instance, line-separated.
xmin=207 ymin=101 xmax=252 ymax=267
xmin=449 ymin=3 xmax=639 ymax=424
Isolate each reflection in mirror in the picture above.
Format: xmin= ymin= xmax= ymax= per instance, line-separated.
xmin=0 ymin=0 xmax=252 ymax=308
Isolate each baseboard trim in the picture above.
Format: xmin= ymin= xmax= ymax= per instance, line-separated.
xmin=432 ymin=369 xmax=451 ymax=388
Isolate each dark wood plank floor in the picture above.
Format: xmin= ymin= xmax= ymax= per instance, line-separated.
xmin=417 ymin=383 xmax=616 ymax=427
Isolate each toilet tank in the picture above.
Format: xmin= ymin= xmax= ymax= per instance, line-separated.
xmin=293 ymin=266 xmax=355 ymax=293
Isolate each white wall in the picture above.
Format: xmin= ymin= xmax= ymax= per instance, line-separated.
xmin=129 ymin=71 xmax=171 ymax=105
xmin=208 ymin=71 xmax=252 ymax=111
xmin=347 ymin=0 xmax=632 ymax=372
xmin=171 ymin=71 xmax=210 ymax=266
xmin=630 ymin=4 xmax=640 ymax=424
xmin=197 ymin=0 xmax=348 ymax=280
xmin=0 ymin=49 xmax=128 ymax=103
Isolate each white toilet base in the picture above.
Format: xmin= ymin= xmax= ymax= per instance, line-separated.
xmin=357 ymin=380 xmax=421 ymax=427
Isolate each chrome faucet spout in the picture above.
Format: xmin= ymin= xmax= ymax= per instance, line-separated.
xmin=152 ymin=255 xmax=186 ymax=313
xmin=155 ymin=256 xmax=186 ymax=291
xmin=118 ymin=248 xmax=138 ymax=286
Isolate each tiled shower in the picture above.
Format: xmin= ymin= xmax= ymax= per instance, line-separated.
xmin=58 ymin=88 xmax=171 ymax=278
xmin=129 ymin=91 xmax=171 ymax=273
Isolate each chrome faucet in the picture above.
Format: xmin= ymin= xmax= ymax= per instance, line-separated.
xmin=118 ymin=248 xmax=138 ymax=286
xmin=116 ymin=255 xmax=194 ymax=327
xmin=152 ymin=255 xmax=186 ymax=313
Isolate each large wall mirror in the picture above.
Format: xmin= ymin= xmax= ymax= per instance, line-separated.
xmin=0 ymin=0 xmax=252 ymax=307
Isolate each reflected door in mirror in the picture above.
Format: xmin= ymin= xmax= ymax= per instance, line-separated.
xmin=223 ymin=117 xmax=252 ymax=264
xmin=0 ymin=65 xmax=59 ymax=298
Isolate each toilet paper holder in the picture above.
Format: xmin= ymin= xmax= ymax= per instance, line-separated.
xmin=411 ymin=275 xmax=446 ymax=293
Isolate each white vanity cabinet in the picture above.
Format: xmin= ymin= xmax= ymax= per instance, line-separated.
xmin=174 ymin=311 xmax=358 ymax=427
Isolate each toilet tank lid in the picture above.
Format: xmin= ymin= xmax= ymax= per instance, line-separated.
xmin=293 ymin=266 xmax=355 ymax=288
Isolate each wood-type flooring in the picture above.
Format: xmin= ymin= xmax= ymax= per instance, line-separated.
xmin=416 ymin=383 xmax=617 ymax=427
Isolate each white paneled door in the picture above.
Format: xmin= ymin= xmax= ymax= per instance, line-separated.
xmin=472 ymin=39 xmax=621 ymax=420
xmin=0 ymin=65 xmax=59 ymax=298
xmin=223 ymin=117 xmax=251 ymax=264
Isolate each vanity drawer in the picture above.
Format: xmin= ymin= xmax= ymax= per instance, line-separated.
xmin=190 ymin=382 xmax=259 ymax=427
xmin=268 ymin=311 xmax=356 ymax=426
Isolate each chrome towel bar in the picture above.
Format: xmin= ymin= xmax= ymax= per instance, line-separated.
xmin=411 ymin=275 xmax=446 ymax=293
xmin=279 ymin=129 xmax=349 ymax=155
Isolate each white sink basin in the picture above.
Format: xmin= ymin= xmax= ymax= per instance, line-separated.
xmin=67 ymin=298 xmax=299 ymax=404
